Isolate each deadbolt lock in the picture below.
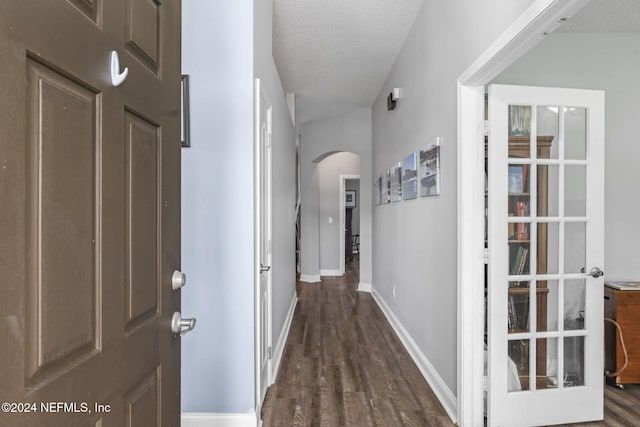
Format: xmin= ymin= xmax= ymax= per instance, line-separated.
xmin=172 ymin=270 xmax=186 ymax=290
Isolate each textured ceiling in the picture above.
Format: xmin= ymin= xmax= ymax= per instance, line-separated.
xmin=273 ymin=0 xmax=424 ymax=125
xmin=557 ymin=0 xmax=640 ymax=32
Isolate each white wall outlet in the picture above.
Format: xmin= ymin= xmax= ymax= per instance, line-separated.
xmin=392 ymin=285 xmax=396 ymax=298
xmin=328 ymin=217 xmax=333 ymax=224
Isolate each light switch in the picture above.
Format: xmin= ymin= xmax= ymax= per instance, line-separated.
xmin=328 ymin=217 xmax=333 ymax=224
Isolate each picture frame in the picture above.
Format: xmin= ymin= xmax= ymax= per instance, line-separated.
xmin=420 ymin=138 xmax=441 ymax=197
xmin=181 ymin=75 xmax=191 ymax=147
xmin=345 ymin=190 xmax=356 ymax=208
xmin=508 ymin=165 xmax=525 ymax=193
xmin=390 ymin=162 xmax=402 ymax=202
xmin=402 ymin=152 xmax=418 ymax=200
xmin=384 ymin=169 xmax=391 ymax=204
xmin=374 ymin=176 xmax=382 ymax=205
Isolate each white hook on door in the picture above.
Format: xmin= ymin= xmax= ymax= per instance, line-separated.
xmin=110 ymin=50 xmax=128 ymax=87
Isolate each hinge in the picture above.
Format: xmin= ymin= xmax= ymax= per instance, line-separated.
xmin=268 ymin=346 xmax=272 ymax=359
xmin=483 ymin=120 xmax=489 ymax=137
xmin=483 ymin=248 xmax=489 ymax=264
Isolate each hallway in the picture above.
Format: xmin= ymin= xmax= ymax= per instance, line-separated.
xmin=261 ymin=258 xmax=452 ymax=426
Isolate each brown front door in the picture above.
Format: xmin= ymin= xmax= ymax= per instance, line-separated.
xmin=0 ymin=1 xmax=181 ymax=425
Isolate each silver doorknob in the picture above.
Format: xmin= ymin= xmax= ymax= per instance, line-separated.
xmin=171 ymin=312 xmax=196 ymax=336
xmin=260 ymin=264 xmax=271 ymax=273
xmin=172 ymin=270 xmax=186 ymax=290
xmin=582 ymin=267 xmax=604 ymax=278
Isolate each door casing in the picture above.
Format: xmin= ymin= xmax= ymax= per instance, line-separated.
xmin=456 ymin=1 xmax=591 ymax=425
xmin=339 ymin=174 xmax=360 ymax=276
xmin=254 ymin=78 xmax=273 ymax=411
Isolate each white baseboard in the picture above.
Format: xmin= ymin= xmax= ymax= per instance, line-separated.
xmin=357 ymin=282 xmax=372 ymax=293
xmin=370 ymin=288 xmax=457 ymax=424
xmin=299 ymin=274 xmax=321 ymax=283
xmin=320 ymin=269 xmax=342 ymax=276
xmin=271 ymin=293 xmax=297 ymax=380
xmin=181 ymin=412 xmax=257 ymax=427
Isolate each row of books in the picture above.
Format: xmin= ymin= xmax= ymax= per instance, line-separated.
xmin=508 ymin=164 xmax=532 ymax=331
xmin=510 ymin=246 xmax=529 ymax=287
xmin=507 ymin=295 xmax=529 ymax=331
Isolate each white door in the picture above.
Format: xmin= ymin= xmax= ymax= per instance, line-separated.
xmin=487 ymin=84 xmax=605 ymax=426
xmin=254 ymin=79 xmax=273 ymax=404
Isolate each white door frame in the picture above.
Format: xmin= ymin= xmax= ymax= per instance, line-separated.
xmin=339 ymin=174 xmax=360 ymax=275
xmin=455 ymin=1 xmax=591 ymax=425
xmin=254 ymin=78 xmax=273 ymax=412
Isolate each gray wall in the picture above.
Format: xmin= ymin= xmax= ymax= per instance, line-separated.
xmin=181 ymin=0 xmax=254 ymax=413
xmin=254 ymin=0 xmax=298 ymax=368
xmin=346 ymin=179 xmax=361 ymax=236
xmin=371 ymin=0 xmax=536 ymax=396
xmin=318 ymin=153 xmax=360 ymax=272
xmin=493 ymin=33 xmax=640 ymax=281
xmin=299 ymin=108 xmax=372 ymax=285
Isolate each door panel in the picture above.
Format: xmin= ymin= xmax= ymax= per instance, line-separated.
xmin=25 ymin=57 xmax=100 ymax=381
xmin=125 ymin=0 xmax=161 ymax=73
xmin=125 ymin=367 xmax=160 ymax=427
xmin=68 ymin=0 xmax=101 ymax=24
xmin=487 ymin=84 xmax=604 ymax=426
xmin=0 ymin=0 xmax=181 ymax=425
xmin=125 ymin=110 xmax=160 ymax=327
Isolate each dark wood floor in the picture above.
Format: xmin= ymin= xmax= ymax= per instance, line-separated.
xmin=262 ymin=257 xmax=640 ymax=426
xmin=558 ymin=384 xmax=640 ymax=427
xmin=261 ymin=257 xmax=452 ymax=426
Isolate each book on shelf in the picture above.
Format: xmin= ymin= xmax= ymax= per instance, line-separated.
xmin=508 ymin=295 xmax=515 ymax=330
xmin=517 ymin=248 xmax=528 ymax=276
xmin=508 ymin=294 xmax=530 ymax=331
xmin=509 ymin=201 xmax=530 ymax=219
xmin=508 ymin=214 xmax=515 ymax=239
xmin=516 ymin=202 xmax=528 ymax=240
xmin=509 ymin=246 xmax=529 ymax=287
xmin=510 ymin=246 xmax=523 ymax=275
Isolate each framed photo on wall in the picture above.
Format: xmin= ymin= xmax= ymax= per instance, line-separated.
xmin=402 ymin=152 xmax=418 ymax=200
xmin=420 ymin=138 xmax=441 ymax=197
xmin=345 ymin=190 xmax=356 ymax=208
xmin=374 ymin=176 xmax=382 ymax=205
xmin=384 ymin=169 xmax=391 ymax=204
xmin=390 ymin=162 xmax=402 ymax=202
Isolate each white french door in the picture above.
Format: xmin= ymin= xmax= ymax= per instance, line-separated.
xmin=487 ymin=84 xmax=605 ymax=426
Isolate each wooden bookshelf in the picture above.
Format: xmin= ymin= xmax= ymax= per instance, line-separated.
xmin=487 ymin=135 xmax=553 ymax=390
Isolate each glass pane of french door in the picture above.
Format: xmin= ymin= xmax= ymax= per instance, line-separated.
xmin=488 ymin=84 xmax=604 ymax=427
